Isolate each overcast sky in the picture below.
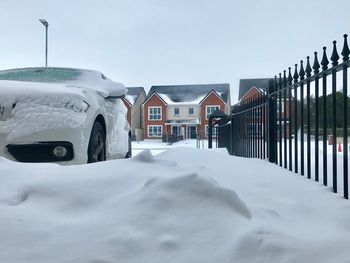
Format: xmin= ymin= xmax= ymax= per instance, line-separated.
xmin=0 ymin=0 xmax=349 ymax=102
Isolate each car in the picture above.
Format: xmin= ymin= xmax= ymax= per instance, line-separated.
xmin=0 ymin=67 xmax=131 ymax=164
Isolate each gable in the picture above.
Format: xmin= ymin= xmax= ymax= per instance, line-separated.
xmin=199 ymin=90 xmax=225 ymax=105
xmin=239 ymin=78 xmax=270 ymax=100
xmin=142 ymin=92 xmax=167 ymax=107
xmin=240 ymin=86 xmax=264 ymax=102
xmin=122 ymin=97 xmax=132 ymax=107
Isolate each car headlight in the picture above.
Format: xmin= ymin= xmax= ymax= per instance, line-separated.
xmin=64 ymin=100 xmax=90 ymax=113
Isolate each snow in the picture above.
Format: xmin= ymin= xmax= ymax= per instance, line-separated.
xmin=0 ymin=80 xmax=86 ymax=108
xmin=125 ymin=95 xmax=137 ymax=105
xmin=72 ymin=68 xmax=126 ymax=98
xmin=0 ymin=67 xmax=126 ymax=98
xmin=0 ymin=69 xmax=127 ymax=147
xmin=0 ymin=81 xmax=88 ymax=141
xmin=1 ymin=141 xmax=350 ymax=262
xmin=107 ymin=99 xmax=129 ymax=156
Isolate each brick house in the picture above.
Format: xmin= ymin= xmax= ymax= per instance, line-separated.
xmin=142 ymin=84 xmax=231 ymax=139
xmin=238 ymin=78 xmax=291 ymax=139
xmin=122 ymin=87 xmax=146 ymax=141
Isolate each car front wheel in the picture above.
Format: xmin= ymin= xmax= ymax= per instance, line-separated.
xmin=87 ymin=121 xmax=106 ymax=163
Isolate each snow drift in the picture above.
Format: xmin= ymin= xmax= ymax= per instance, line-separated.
xmin=0 ymin=147 xmax=350 ymax=263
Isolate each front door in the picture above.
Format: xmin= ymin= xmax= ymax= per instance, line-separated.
xmin=187 ymin=126 xmax=197 ymax=139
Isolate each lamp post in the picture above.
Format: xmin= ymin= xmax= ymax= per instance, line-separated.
xmin=39 ymin=19 xmax=49 ymax=67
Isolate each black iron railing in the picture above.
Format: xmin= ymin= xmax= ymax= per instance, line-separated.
xmin=212 ymin=34 xmax=350 ymax=199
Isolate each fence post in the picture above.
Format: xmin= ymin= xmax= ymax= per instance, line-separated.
xmin=208 ymin=117 xmax=213 ymax=149
xmin=268 ymin=78 xmax=277 ymax=163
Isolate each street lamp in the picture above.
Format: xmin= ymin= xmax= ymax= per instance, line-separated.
xmin=39 ymin=19 xmax=49 ymax=67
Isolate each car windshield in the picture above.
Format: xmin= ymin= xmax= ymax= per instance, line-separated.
xmin=0 ymin=68 xmax=82 ymax=83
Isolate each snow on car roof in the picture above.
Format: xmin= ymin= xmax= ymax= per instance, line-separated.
xmin=0 ymin=67 xmax=126 ymax=98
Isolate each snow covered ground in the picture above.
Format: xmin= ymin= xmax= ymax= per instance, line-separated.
xmin=1 ymin=140 xmax=350 ymax=263
xmin=132 ymin=139 xmax=208 ymax=156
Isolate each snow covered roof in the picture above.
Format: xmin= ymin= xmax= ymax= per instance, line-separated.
xmin=0 ymin=67 xmax=126 ymax=98
xmin=146 ymin=84 xmax=230 ymax=105
xmin=238 ymin=78 xmax=271 ymax=100
xmin=125 ymin=87 xmax=145 ymax=105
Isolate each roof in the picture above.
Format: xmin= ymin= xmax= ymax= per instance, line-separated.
xmin=209 ymin=109 xmax=228 ymax=118
xmin=145 ymin=84 xmax=230 ymax=105
xmin=125 ymin=87 xmax=145 ymax=105
xmin=238 ymin=78 xmax=271 ymax=100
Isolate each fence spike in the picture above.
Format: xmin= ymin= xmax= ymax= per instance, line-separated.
xmin=321 ymin=47 xmax=329 ymax=70
xmin=313 ymin=51 xmax=320 ymax=74
xmin=341 ymin=34 xmax=350 ymax=61
xmin=279 ymin=73 xmax=283 ymax=90
xmin=305 ymin=56 xmax=312 ymax=77
xmin=274 ymin=75 xmax=278 ymax=92
xmin=293 ymin=64 xmax=299 ymax=83
xmin=299 ymin=60 xmax=305 ymax=80
xmin=331 ymin=40 xmax=340 ymax=66
xmin=288 ymin=67 xmax=293 ymax=84
xmin=283 ymin=70 xmax=287 ymax=86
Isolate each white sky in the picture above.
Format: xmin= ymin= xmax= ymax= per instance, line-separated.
xmin=0 ymin=0 xmax=349 ymax=103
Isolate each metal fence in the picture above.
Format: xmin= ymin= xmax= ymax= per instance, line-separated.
xmin=212 ymin=34 xmax=350 ymax=199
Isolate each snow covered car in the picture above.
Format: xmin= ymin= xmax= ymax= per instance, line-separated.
xmin=0 ymin=67 xmax=131 ymax=164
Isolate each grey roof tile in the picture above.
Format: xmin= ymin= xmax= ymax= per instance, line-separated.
xmin=238 ymin=78 xmax=271 ymax=100
xmin=146 ymin=83 xmax=230 ymax=104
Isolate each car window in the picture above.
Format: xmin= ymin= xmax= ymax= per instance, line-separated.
xmin=0 ymin=68 xmax=82 ymax=83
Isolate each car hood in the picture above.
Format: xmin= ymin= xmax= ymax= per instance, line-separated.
xmin=0 ymin=80 xmax=88 ymax=107
xmin=0 ymin=80 xmax=89 ymax=142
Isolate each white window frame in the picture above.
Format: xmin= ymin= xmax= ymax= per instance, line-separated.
xmin=174 ymin=107 xmax=180 ymax=116
xmin=148 ymin=125 xmax=162 ymax=137
xmin=188 ymin=107 xmax=194 ymax=115
xmin=206 ymin=105 xmax=220 ymax=120
xmin=205 ymin=125 xmax=218 ymax=138
xmin=148 ymin=106 xmax=162 ymax=121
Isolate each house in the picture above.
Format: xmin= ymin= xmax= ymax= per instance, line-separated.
xmin=238 ymin=78 xmax=271 ymax=102
xmin=142 ymin=84 xmax=231 ymax=139
xmin=122 ymin=87 xmax=146 ymax=141
xmin=238 ymin=78 xmax=291 ymax=139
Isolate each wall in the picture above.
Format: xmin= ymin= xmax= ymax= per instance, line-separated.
xmin=199 ymin=92 xmax=225 ymax=138
xmin=131 ymin=90 xmax=146 ymax=139
xmin=166 ymin=104 xmax=200 ymax=121
xmin=143 ymin=94 xmax=167 ymax=139
xmin=122 ymin=99 xmax=132 ymax=126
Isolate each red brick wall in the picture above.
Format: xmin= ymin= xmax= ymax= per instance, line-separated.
xmin=122 ymin=98 xmax=132 ymax=125
xmin=240 ymin=87 xmax=261 ymax=103
xmin=143 ymin=94 xmax=167 ymax=139
xmin=200 ymin=92 xmax=225 ymax=138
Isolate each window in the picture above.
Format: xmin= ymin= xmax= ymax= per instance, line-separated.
xmin=174 ymin=107 xmax=180 ymax=116
xmin=148 ymin=107 xmax=162 ymax=120
xmin=205 ymin=125 xmax=218 ymax=138
xmin=188 ymin=107 xmax=194 ymax=115
xmin=206 ymin=105 xmax=220 ymax=119
xmin=172 ymin=126 xmax=181 ymax=136
xmin=148 ymin=125 xmax=162 ymax=137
